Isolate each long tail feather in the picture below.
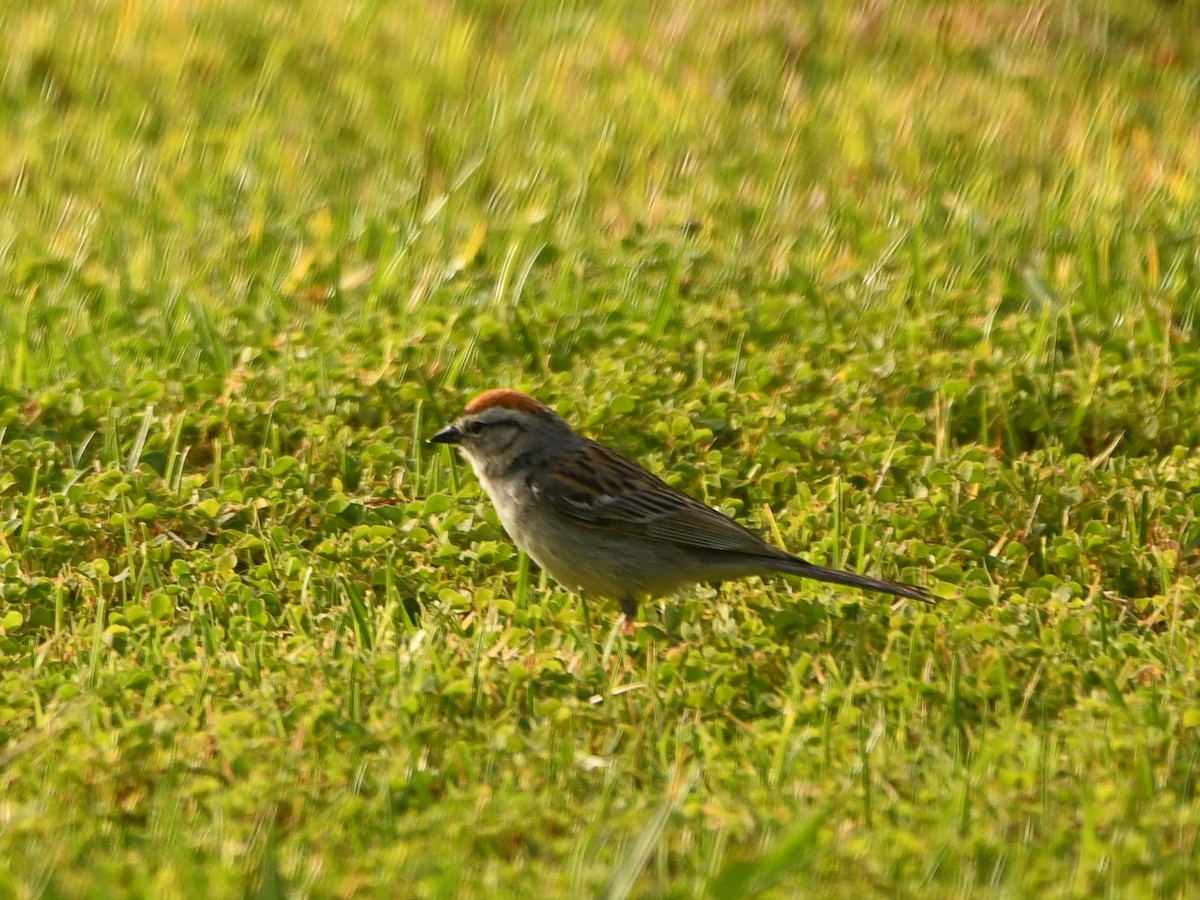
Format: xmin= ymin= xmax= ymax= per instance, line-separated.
xmin=775 ymin=556 xmax=933 ymax=603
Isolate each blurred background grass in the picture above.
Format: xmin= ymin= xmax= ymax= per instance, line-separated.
xmin=3 ymin=2 xmax=1198 ymax=456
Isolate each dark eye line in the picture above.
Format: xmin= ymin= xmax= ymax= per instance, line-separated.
xmin=466 ymin=417 xmax=524 ymax=437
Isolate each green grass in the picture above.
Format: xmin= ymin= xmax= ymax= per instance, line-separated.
xmin=3 ymin=0 xmax=1200 ymax=896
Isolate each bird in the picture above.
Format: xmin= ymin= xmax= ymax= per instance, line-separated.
xmin=430 ymin=389 xmax=931 ymax=623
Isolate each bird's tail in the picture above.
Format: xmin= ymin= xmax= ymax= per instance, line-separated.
xmin=772 ymin=555 xmax=933 ymax=603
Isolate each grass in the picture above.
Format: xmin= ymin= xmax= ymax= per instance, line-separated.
xmin=2 ymin=0 xmax=1200 ymax=896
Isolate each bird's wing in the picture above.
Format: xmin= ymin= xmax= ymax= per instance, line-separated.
xmin=534 ymin=440 xmax=782 ymax=556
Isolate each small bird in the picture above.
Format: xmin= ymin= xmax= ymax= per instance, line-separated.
xmin=431 ymin=389 xmax=931 ymax=622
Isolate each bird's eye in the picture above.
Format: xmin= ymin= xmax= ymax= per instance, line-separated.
xmin=464 ymin=420 xmax=486 ymax=436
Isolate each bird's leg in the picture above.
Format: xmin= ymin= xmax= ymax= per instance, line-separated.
xmin=620 ymin=595 xmax=638 ymax=636
xmin=577 ymin=591 xmax=597 ymax=669
xmin=579 ymin=590 xmax=593 ymax=636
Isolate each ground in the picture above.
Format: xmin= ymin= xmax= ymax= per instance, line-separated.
xmin=2 ymin=1 xmax=1199 ymax=896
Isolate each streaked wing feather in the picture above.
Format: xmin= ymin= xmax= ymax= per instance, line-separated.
xmin=537 ymin=441 xmax=779 ymax=555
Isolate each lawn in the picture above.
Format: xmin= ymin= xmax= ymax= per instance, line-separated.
xmin=2 ymin=0 xmax=1200 ymax=896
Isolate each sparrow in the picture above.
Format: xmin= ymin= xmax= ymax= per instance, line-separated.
xmin=431 ymin=389 xmax=931 ymax=621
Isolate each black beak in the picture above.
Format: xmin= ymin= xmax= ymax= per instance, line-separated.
xmin=430 ymin=425 xmax=462 ymax=445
